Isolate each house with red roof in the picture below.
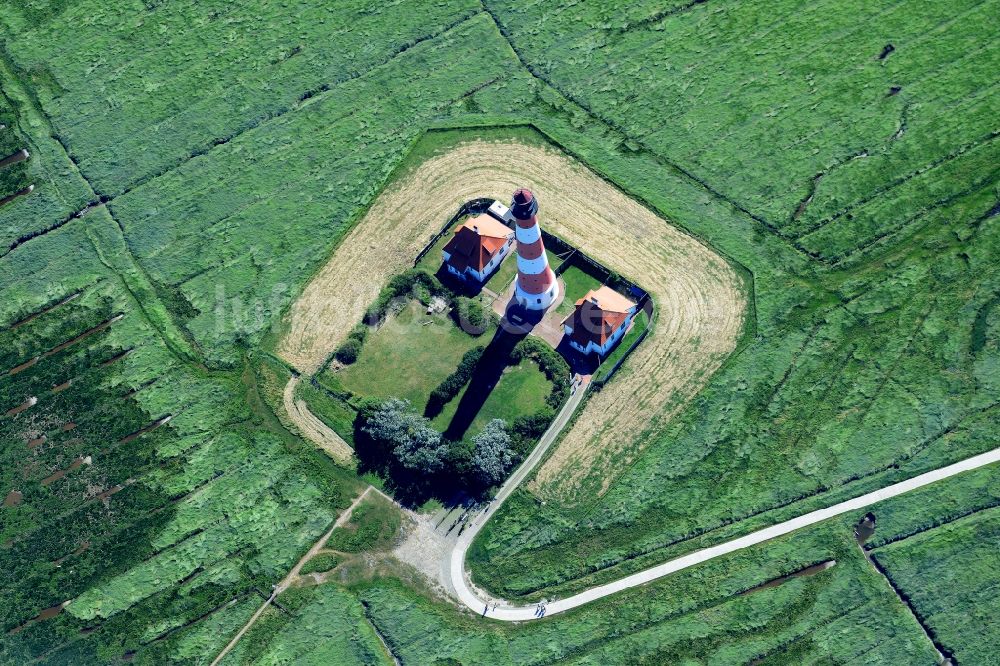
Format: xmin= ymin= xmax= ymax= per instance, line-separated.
xmin=561 ymin=285 xmax=638 ymax=356
xmin=441 ymin=213 xmax=514 ymax=283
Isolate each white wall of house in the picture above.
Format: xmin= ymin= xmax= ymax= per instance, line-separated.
xmin=564 ymin=309 xmax=637 ymax=356
xmin=442 ymin=238 xmax=512 ymax=283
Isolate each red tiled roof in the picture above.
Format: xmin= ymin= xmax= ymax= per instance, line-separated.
xmin=443 ymin=214 xmax=512 ymax=273
xmin=562 ymin=286 xmax=636 ymax=349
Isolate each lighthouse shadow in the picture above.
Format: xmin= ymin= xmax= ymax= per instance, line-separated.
xmin=440 ymin=303 xmax=537 ymax=441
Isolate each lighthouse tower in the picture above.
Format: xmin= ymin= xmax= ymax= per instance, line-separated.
xmin=512 ymin=188 xmax=559 ymax=310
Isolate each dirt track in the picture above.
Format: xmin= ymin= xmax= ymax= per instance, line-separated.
xmin=278 ymin=139 xmax=745 ymax=501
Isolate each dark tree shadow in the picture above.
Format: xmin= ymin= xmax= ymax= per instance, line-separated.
xmin=554 ymin=337 xmax=600 ymax=376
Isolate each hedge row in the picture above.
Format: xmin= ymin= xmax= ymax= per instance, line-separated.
xmin=511 ymin=337 xmax=570 ymax=409
xmin=333 ymin=324 xmax=369 ymax=364
xmin=333 ymin=269 xmax=447 ymax=366
xmin=450 ymin=296 xmax=492 ymax=336
xmin=364 ymin=269 xmax=446 ymax=325
xmin=426 ymin=346 xmax=486 ymax=416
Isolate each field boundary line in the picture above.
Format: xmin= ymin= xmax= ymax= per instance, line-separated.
xmin=209 ymin=486 xmax=373 ymax=666
xmin=92 ymin=9 xmax=486 ymax=203
xmin=478 ymin=0 xmax=815 ymax=260
xmin=866 ymin=501 xmax=1000 ymax=552
xmin=863 ymin=544 xmax=952 ymax=663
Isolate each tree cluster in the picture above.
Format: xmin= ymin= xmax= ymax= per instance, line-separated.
xmin=355 ymin=398 xmax=518 ymax=498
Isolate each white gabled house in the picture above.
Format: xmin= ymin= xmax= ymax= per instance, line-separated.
xmin=441 ymin=213 xmax=514 ymax=283
xmin=561 ymin=285 xmax=638 ymax=356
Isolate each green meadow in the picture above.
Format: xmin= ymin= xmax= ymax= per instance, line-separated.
xmin=0 ymin=0 xmax=997 ymax=662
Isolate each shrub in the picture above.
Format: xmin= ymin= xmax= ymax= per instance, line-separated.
xmin=510 ymin=337 xmax=570 ymax=408
xmin=334 ymin=337 xmax=362 ymax=364
xmin=364 ymin=269 xmax=444 ymax=325
xmin=511 ymin=409 xmax=555 ymax=456
xmin=300 ymin=553 xmax=340 ymax=576
xmin=327 ymin=498 xmax=402 ymax=553
xmin=512 ymin=409 xmax=555 ymax=440
xmin=452 ymin=296 xmax=489 ymax=335
xmin=333 ymin=323 xmax=369 ymax=365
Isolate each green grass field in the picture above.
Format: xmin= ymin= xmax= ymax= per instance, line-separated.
xmin=219 ymin=585 xmax=389 ymax=665
xmin=328 ymin=493 xmax=402 ymax=554
xmin=595 ymin=308 xmax=650 ymax=379
xmin=0 ymin=0 xmax=997 ymax=661
xmin=432 ymin=358 xmax=553 ymax=437
xmin=323 ymin=300 xmax=491 ymax=411
xmin=870 ymin=508 xmax=1000 ymax=664
xmin=414 ymin=230 xmax=459 ymax=274
xmin=554 ymin=264 xmax=604 ymax=316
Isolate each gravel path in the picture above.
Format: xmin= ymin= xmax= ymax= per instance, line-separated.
xmin=211 ymin=487 xmax=373 ymax=664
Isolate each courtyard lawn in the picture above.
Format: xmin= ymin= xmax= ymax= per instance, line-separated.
xmin=414 ymin=228 xmax=456 ymax=274
xmin=322 ymin=300 xmax=492 ymax=411
xmin=432 ymin=358 xmax=553 ymax=439
xmin=483 ymin=250 xmax=519 ymax=293
xmin=555 ymin=263 xmax=605 ymax=315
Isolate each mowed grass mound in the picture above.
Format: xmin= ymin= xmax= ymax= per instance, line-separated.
xmin=280 ymin=131 xmax=746 ymax=503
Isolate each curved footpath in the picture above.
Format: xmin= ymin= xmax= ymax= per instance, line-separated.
xmin=448 ymin=388 xmax=1000 ymax=620
xmin=284 ymin=368 xmax=1000 ymax=622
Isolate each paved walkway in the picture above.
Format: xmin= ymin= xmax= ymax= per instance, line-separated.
xmin=278 ymin=346 xmax=1000 ymax=625
xmin=491 ymin=277 xmax=567 ymax=348
xmin=448 ymin=439 xmax=1000 ymax=621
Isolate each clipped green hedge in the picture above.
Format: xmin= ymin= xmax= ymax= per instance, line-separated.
xmin=334 ymin=271 xmax=446 ymax=366
xmin=426 ymin=346 xmax=486 ymax=416
xmin=363 ymin=269 xmax=445 ymax=325
xmin=510 ymin=337 xmax=570 ymax=409
xmin=451 ymin=296 xmax=491 ymax=336
xmin=333 ymin=324 xmax=368 ymax=365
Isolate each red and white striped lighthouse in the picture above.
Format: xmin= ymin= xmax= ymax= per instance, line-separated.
xmin=511 ymin=188 xmax=558 ymax=310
